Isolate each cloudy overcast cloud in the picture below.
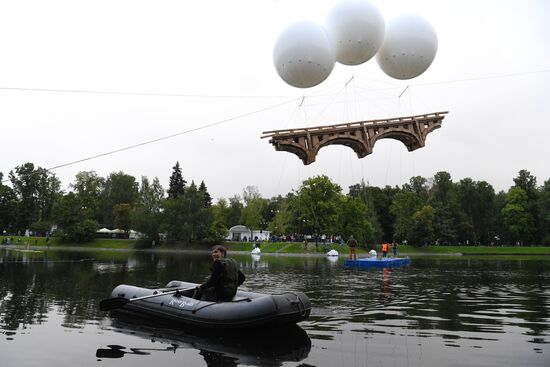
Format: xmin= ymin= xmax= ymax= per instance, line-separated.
xmin=1 ymin=0 xmax=549 ymax=200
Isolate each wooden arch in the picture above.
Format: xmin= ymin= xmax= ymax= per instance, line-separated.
xmin=261 ymin=111 xmax=448 ymax=165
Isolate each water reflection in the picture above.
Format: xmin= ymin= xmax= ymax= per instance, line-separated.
xmin=1 ymin=248 xmax=549 ymax=366
xmin=99 ymin=314 xmax=311 ymax=367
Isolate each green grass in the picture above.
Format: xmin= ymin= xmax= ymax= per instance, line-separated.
xmin=3 ymin=236 xmax=550 ymax=255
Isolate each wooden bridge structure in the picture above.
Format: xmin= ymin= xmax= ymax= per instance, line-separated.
xmin=261 ymin=111 xmax=448 ymax=165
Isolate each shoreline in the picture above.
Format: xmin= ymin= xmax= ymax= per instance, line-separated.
xmin=4 ymin=244 xmax=550 ymax=257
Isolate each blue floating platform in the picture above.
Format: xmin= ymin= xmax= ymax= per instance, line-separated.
xmin=344 ymin=257 xmax=410 ymax=268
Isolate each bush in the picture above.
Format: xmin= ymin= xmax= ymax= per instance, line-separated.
xmin=60 ymin=219 xmax=99 ymax=243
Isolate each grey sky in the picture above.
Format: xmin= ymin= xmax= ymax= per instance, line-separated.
xmin=1 ymin=0 xmax=549 ymax=201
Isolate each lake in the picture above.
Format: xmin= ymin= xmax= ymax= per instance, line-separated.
xmin=0 ymin=246 xmax=549 ymax=366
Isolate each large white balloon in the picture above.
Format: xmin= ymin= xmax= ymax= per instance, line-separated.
xmin=376 ymin=13 xmax=438 ymax=80
xmin=273 ymin=21 xmax=335 ymax=88
xmin=326 ymin=0 xmax=385 ymax=66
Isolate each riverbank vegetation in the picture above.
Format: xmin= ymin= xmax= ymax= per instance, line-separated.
xmin=3 ymin=236 xmax=550 ymax=256
xmin=1 ymin=162 xmax=549 ymax=247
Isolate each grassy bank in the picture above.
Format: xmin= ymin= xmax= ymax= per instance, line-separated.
xmin=3 ymin=236 xmax=550 ymax=255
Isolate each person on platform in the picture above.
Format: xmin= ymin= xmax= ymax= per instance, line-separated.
xmin=381 ymin=242 xmax=389 ymax=257
xmin=346 ymin=235 xmax=358 ymax=260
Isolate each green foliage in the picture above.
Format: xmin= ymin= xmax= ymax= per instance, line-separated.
xmin=408 ymin=205 xmax=436 ymax=246
xmin=100 ymin=172 xmax=139 ymax=227
xmin=390 ymin=190 xmax=422 ymax=242
xmin=240 ymin=187 xmax=267 ymax=237
xmin=52 ymin=192 xmax=87 ymax=228
xmin=113 ymin=203 xmax=132 ymax=232
xmin=9 ymin=162 xmax=61 ymax=231
xmin=502 ymin=187 xmax=532 ymax=244
xmin=0 ymin=180 xmax=17 ymax=232
xmin=290 ymin=175 xmax=342 ymax=234
xmin=2 ymin=163 xmax=550 ymax=247
xmin=335 ymin=196 xmax=373 ymax=242
xmin=167 ymin=161 xmax=186 ymax=199
xmin=59 ymin=219 xmax=99 ymax=243
xmin=161 ymin=183 xmax=213 ymax=244
xmin=227 ymin=195 xmax=243 ymax=228
xmin=131 ymin=176 xmax=164 ymax=242
xmin=72 ymin=171 xmax=104 ymax=222
xmin=30 ymin=220 xmax=51 ymax=235
xmin=198 ymin=180 xmax=212 ymax=208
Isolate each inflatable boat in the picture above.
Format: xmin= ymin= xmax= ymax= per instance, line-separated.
xmin=103 ymin=280 xmax=311 ymax=329
xmin=344 ymin=257 xmax=410 ymax=268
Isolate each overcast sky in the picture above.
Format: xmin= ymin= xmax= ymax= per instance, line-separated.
xmin=1 ymin=0 xmax=549 ymax=201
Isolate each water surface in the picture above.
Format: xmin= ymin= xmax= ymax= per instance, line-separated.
xmin=0 ymin=247 xmax=549 ymax=366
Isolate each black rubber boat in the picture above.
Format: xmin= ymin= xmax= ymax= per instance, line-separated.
xmin=105 ymin=280 xmax=311 ymax=329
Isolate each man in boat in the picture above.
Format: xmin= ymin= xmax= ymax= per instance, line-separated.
xmin=194 ymin=245 xmax=245 ymax=302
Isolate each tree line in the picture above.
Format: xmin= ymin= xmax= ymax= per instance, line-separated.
xmin=1 ymin=162 xmax=549 ymax=246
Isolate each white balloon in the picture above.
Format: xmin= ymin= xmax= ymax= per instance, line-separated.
xmin=326 ymin=0 xmax=385 ymax=66
xmin=273 ymin=21 xmax=335 ymax=88
xmin=376 ymin=13 xmax=438 ymax=80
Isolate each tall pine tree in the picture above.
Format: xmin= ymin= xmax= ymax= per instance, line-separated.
xmin=167 ymin=161 xmax=186 ymax=199
xmin=198 ymin=180 xmax=212 ymax=208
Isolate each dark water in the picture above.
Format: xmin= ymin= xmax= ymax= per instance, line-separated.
xmin=0 ymin=247 xmax=549 ymax=367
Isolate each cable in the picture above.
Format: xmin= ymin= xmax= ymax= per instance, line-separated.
xmin=0 ymin=86 xmax=293 ymax=99
xmin=1 ymin=97 xmax=299 ymax=183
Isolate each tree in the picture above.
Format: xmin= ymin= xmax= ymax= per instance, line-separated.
xmin=290 ymin=175 xmax=342 ymax=236
xmin=71 ymin=171 xmax=104 ymax=222
xmin=430 ymin=171 xmax=453 ymax=204
xmin=240 ymin=189 xmax=267 ymax=240
xmin=161 ymin=182 xmax=213 ymax=244
xmin=62 ymin=219 xmax=98 ymax=243
xmin=539 ymin=179 xmax=550 ymax=245
xmin=212 ymin=198 xmax=230 ymax=238
xmin=348 ymin=180 xmax=383 ymax=244
xmin=52 ymin=192 xmax=86 ymax=228
xmin=0 ymin=172 xmax=18 ymax=232
xmin=52 ymin=192 xmax=98 ymax=243
xmin=9 ymin=163 xmax=61 ymax=230
xmin=132 ymin=176 xmax=164 ymax=243
xmin=227 ymin=195 xmax=243 ymax=228
xmin=390 ymin=190 xmax=422 ymax=243
xmin=167 ymin=161 xmax=186 ymax=199
xmin=428 ymin=171 xmax=458 ymax=245
xmin=198 ymin=180 xmax=212 ymax=208
xmin=454 ymin=178 xmax=495 ymax=245
xmin=99 ymin=172 xmax=138 ymax=227
xmin=512 ymin=170 xmax=540 ymax=244
xmin=408 ymin=205 xmax=436 ymax=246
xmin=403 ymin=176 xmax=430 ymax=201
xmin=113 ymin=203 xmax=132 ymax=233
xmin=335 ymin=196 xmax=373 ymax=244
xmin=267 ymin=197 xmax=292 ymax=236
xmin=501 ymin=187 xmax=532 ymax=245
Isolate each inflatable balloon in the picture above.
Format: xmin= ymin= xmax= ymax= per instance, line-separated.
xmin=376 ymin=13 xmax=438 ymax=80
xmin=273 ymin=21 xmax=335 ymax=88
xmin=326 ymin=0 xmax=385 ymax=66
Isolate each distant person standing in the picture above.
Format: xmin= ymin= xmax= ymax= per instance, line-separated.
xmin=392 ymin=240 xmax=398 ymax=257
xmin=381 ymin=242 xmax=388 ymax=258
xmin=346 ymin=235 xmax=358 ymax=260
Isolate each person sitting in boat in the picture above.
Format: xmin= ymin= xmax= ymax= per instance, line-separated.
xmin=194 ymin=245 xmax=245 ymax=302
